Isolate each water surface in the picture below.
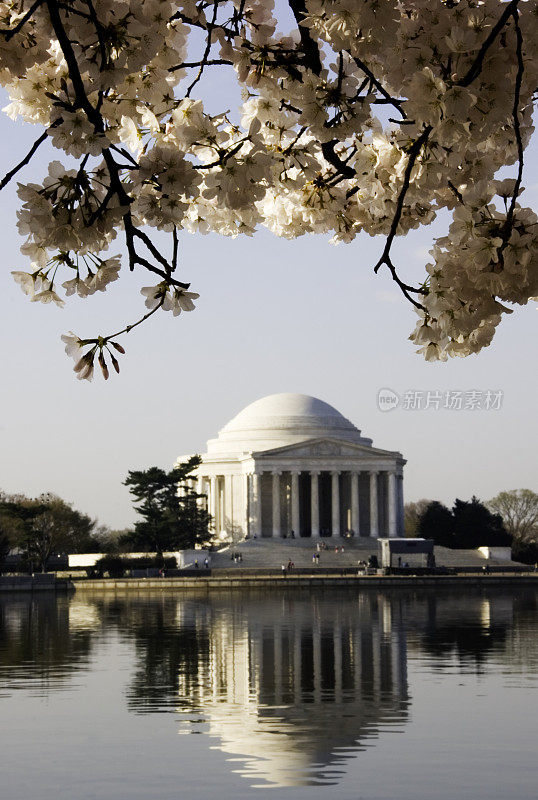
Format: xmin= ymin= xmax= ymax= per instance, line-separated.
xmin=0 ymin=587 xmax=536 ymax=798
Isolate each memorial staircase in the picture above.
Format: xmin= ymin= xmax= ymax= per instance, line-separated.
xmin=209 ymin=538 xmax=523 ymax=570
xmin=210 ymin=537 xmax=376 ymax=570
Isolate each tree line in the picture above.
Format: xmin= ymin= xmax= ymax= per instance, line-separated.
xmin=405 ymin=490 xmax=538 ymax=563
xmin=0 ymin=456 xmax=211 ymax=573
xmin=2 ymin=478 xmax=536 ymax=572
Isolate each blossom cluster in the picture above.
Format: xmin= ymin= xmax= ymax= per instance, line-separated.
xmin=1 ymin=0 xmax=536 ymax=375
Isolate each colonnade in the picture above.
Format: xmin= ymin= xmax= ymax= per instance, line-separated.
xmin=201 ymin=468 xmax=403 ymax=539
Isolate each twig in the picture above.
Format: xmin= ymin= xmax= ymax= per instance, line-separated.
xmin=169 ymin=59 xmax=232 ymax=72
xmin=352 ymin=56 xmax=406 ymax=118
xmin=0 ymin=131 xmax=49 ymax=190
xmin=104 ymin=298 xmax=165 ymax=340
xmin=185 ymin=1 xmax=220 ymax=97
xmin=372 ymin=126 xmax=432 ymax=308
xmin=0 ymin=0 xmax=44 ymax=42
xmin=459 ymin=0 xmax=520 ymax=87
xmin=505 ymin=7 xmax=524 ymax=232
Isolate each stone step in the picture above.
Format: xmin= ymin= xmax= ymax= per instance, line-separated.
xmin=211 ymin=538 xmax=376 ymax=569
xmin=209 ymin=539 xmax=522 ymax=570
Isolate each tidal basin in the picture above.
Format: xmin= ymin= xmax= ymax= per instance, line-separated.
xmin=1 ymin=588 xmax=537 ymax=799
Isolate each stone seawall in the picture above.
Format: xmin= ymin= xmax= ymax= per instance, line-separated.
xmin=71 ymin=572 xmax=538 ymax=592
xmin=2 ymin=572 xmax=538 ymax=593
xmin=0 ymin=575 xmax=56 ymax=592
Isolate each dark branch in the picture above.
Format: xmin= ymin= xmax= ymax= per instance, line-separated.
xmin=505 ymin=7 xmax=525 ymax=232
xmin=288 ymin=0 xmax=322 ymax=75
xmin=459 ymin=0 xmax=520 ymax=87
xmin=372 ymin=126 xmax=432 ymax=309
xmin=169 ymin=58 xmax=232 ymax=72
xmin=185 ymin=1 xmax=220 ymax=97
xmin=321 ymin=141 xmax=355 ymax=179
xmin=352 ymin=56 xmax=406 ymax=118
xmin=0 ymin=0 xmax=44 ymax=42
xmin=0 ymin=131 xmax=49 ymax=190
xmin=45 ymin=0 xmax=189 ymax=291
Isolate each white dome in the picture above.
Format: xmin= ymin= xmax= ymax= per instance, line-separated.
xmin=206 ymin=393 xmax=371 ymax=455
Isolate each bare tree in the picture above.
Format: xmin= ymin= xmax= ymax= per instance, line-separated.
xmin=487 ymin=489 xmax=538 ymax=540
xmin=404 ymin=499 xmax=431 ymax=537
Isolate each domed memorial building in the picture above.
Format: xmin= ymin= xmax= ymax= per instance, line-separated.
xmin=177 ymin=393 xmax=405 ymax=540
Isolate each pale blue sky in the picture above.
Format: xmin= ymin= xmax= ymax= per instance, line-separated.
xmin=0 ymin=77 xmax=536 ymax=529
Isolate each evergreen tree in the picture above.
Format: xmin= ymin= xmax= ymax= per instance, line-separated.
xmin=418 ymin=501 xmax=454 ymax=547
xmin=124 ymin=456 xmax=211 ymax=555
xmin=452 ymin=497 xmax=510 ymax=548
xmin=511 ymin=538 xmax=538 ymax=566
xmin=418 ymin=496 xmax=510 ymax=549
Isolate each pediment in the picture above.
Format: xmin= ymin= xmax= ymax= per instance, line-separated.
xmin=252 ymin=437 xmax=400 ymax=460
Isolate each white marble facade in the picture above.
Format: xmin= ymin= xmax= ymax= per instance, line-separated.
xmin=176 ymin=393 xmax=406 ymax=540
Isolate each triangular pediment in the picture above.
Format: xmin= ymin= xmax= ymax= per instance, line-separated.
xmin=252 ymin=437 xmax=400 ymax=460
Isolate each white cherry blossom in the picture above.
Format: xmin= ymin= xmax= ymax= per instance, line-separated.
xmin=0 ymin=0 xmax=535 ymax=376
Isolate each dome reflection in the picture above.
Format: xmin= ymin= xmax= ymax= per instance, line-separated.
xmin=171 ymin=592 xmax=409 ymax=786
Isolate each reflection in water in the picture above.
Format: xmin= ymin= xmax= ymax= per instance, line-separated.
xmin=148 ymin=593 xmax=410 ymax=787
xmin=1 ymin=588 xmax=537 ymax=789
xmin=404 ymin=594 xmax=513 ymax=672
xmin=0 ymin=595 xmax=95 ymax=695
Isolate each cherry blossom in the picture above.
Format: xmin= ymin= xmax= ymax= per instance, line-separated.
xmin=0 ymin=0 xmax=535 ymax=377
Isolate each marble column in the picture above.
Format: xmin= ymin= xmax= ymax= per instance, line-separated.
xmin=388 ymin=470 xmax=397 ymax=537
xmin=331 ymin=471 xmax=340 ymax=537
xmin=397 ymin=473 xmax=404 ymax=537
xmin=369 ymin=471 xmax=379 ymax=538
xmin=196 ymin=476 xmax=206 ymax=510
xmin=291 ymin=470 xmax=300 ymax=537
xmin=210 ymin=476 xmax=218 ymax=532
xmin=272 ymin=471 xmax=281 ymax=538
xmin=350 ymin=471 xmax=360 ymax=537
xmin=311 ymin=471 xmax=320 ymax=538
xmin=224 ymin=475 xmax=233 ymax=535
xmin=243 ymin=473 xmax=250 ymax=537
xmin=252 ymin=472 xmax=262 ymax=538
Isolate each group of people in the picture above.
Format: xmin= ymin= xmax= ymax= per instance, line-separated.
xmin=193 ymin=558 xmax=210 ymax=569
xmin=314 ymin=541 xmax=345 ymax=555
xmin=358 ymin=555 xmax=379 ymax=571
xmin=283 ymin=529 xmax=355 ymax=539
xmin=230 ymin=551 xmax=243 ymax=563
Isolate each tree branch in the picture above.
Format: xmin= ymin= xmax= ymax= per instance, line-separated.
xmin=45 ymin=0 xmax=189 ymax=291
xmin=458 ymin=0 xmax=521 ymax=87
xmin=506 ymin=7 xmax=525 ymax=232
xmin=288 ymin=0 xmax=322 ymax=75
xmin=0 ymin=0 xmax=44 ymax=42
xmin=185 ymin=1 xmax=221 ymax=97
xmin=0 ymin=130 xmax=49 ymax=190
xmin=373 ymin=126 xmax=432 ymax=308
xmin=352 ymin=56 xmax=406 ymax=118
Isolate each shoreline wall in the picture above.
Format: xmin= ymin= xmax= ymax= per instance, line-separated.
xmin=3 ymin=572 xmax=538 ymax=593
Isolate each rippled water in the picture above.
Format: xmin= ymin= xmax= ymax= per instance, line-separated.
xmin=0 ymin=587 xmax=537 ymax=799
